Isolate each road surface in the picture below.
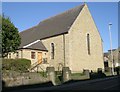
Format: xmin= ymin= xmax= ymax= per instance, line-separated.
xmin=26 ymin=76 xmax=120 ymax=91
xmin=3 ymin=76 xmax=120 ymax=91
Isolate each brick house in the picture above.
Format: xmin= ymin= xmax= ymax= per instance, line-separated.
xmin=8 ymin=4 xmax=104 ymax=73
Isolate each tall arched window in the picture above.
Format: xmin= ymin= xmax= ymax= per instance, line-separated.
xmin=87 ymin=34 xmax=90 ymax=55
xmin=51 ymin=43 xmax=54 ymax=59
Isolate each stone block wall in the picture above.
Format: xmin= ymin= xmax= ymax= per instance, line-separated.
xmin=68 ymin=4 xmax=104 ymax=72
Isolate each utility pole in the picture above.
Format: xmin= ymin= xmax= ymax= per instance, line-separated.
xmin=108 ymin=22 xmax=114 ymax=75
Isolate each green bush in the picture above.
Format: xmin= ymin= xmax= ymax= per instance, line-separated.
xmin=115 ymin=66 xmax=120 ymax=71
xmin=55 ymin=75 xmax=62 ymax=85
xmin=90 ymin=72 xmax=106 ymax=79
xmin=38 ymin=72 xmax=47 ymax=77
xmin=2 ymin=59 xmax=31 ymax=72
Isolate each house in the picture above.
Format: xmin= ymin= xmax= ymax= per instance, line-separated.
xmin=104 ymin=47 xmax=120 ymax=71
xmin=7 ymin=4 xmax=104 ymax=73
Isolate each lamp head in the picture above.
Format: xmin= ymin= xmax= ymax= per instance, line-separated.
xmin=109 ymin=22 xmax=112 ymax=26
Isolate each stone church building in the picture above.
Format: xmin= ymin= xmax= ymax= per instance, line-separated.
xmin=8 ymin=4 xmax=104 ymax=73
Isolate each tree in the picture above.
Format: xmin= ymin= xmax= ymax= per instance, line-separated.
xmin=0 ymin=15 xmax=2 ymax=58
xmin=2 ymin=15 xmax=21 ymax=58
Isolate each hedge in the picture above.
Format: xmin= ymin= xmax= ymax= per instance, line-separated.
xmin=2 ymin=59 xmax=31 ymax=72
xmin=115 ymin=66 xmax=120 ymax=72
xmin=90 ymin=72 xmax=106 ymax=79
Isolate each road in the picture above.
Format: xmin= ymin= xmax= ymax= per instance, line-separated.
xmin=27 ymin=76 xmax=120 ymax=91
xmin=3 ymin=76 xmax=120 ymax=92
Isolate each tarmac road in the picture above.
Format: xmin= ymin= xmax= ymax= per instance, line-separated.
xmin=3 ymin=75 xmax=120 ymax=92
xmin=26 ymin=76 xmax=120 ymax=91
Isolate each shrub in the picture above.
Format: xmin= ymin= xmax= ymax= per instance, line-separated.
xmin=90 ymin=72 xmax=106 ymax=79
xmin=38 ymin=72 xmax=47 ymax=77
xmin=115 ymin=66 xmax=120 ymax=71
xmin=2 ymin=59 xmax=31 ymax=72
xmin=55 ymin=75 xmax=62 ymax=85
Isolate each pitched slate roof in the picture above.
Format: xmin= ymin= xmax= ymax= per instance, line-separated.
xmin=23 ymin=41 xmax=47 ymax=51
xmin=104 ymin=52 xmax=109 ymax=57
xmin=19 ymin=4 xmax=85 ymax=50
xmin=20 ymin=26 xmax=37 ymax=48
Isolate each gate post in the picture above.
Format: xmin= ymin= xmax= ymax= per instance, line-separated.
xmin=46 ymin=67 xmax=56 ymax=85
xmin=62 ymin=67 xmax=71 ymax=83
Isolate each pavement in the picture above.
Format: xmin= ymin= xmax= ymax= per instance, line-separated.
xmin=2 ymin=75 xmax=120 ymax=91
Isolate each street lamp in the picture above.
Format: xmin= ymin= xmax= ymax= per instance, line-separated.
xmin=108 ymin=22 xmax=115 ymax=75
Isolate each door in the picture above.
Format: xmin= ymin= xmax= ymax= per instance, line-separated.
xmin=104 ymin=61 xmax=109 ymax=72
xmin=38 ymin=52 xmax=42 ymax=64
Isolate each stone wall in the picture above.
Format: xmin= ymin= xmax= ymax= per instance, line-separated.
xmin=68 ymin=4 xmax=104 ymax=72
xmin=2 ymin=71 xmax=50 ymax=87
xmin=42 ymin=34 xmax=69 ymax=71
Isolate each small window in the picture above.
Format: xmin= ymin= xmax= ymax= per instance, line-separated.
xmin=87 ymin=34 xmax=90 ymax=55
xmin=51 ymin=43 xmax=54 ymax=59
xmin=43 ymin=58 xmax=47 ymax=64
xmin=16 ymin=52 xmax=19 ymax=58
xmin=9 ymin=53 xmax=11 ymax=59
xmin=31 ymin=52 xmax=35 ymax=59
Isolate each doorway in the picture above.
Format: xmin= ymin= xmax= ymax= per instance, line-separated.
xmin=38 ymin=52 xmax=42 ymax=64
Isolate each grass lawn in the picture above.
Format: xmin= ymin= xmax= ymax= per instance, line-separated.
xmin=71 ymin=73 xmax=84 ymax=76
xmin=71 ymin=73 xmax=89 ymax=80
xmin=38 ymin=72 xmax=47 ymax=77
xmin=104 ymin=71 xmax=117 ymax=76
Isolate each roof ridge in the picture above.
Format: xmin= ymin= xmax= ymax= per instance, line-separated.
xmin=20 ymin=4 xmax=85 ymax=34
xmin=38 ymin=4 xmax=85 ymax=25
xmin=19 ymin=4 xmax=85 ymax=48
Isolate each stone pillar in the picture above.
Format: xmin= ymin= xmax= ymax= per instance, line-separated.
xmin=46 ymin=67 xmax=56 ymax=85
xmin=109 ymin=67 xmax=113 ymax=75
xmin=83 ymin=69 xmax=90 ymax=78
xmin=62 ymin=67 xmax=71 ymax=82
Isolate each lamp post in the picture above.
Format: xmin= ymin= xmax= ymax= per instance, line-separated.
xmin=108 ymin=22 xmax=114 ymax=75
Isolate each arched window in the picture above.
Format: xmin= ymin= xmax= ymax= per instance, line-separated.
xmin=51 ymin=43 xmax=54 ymax=59
xmin=87 ymin=34 xmax=90 ymax=55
